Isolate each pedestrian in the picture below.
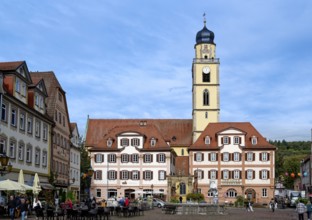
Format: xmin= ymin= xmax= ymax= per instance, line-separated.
xmin=179 ymin=196 xmax=182 ymax=203
xmin=19 ymin=198 xmax=28 ymax=220
xmin=296 ymin=200 xmax=306 ymax=220
xmin=249 ymin=201 xmax=254 ymax=212
xmin=8 ymin=195 xmax=16 ymax=220
xmin=307 ymin=201 xmax=312 ymax=220
xmin=269 ymin=198 xmax=275 ymax=212
xmin=33 ymin=197 xmax=42 ymax=220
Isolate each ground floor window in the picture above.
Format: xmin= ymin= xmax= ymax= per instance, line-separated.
xmin=262 ymin=188 xmax=268 ymax=197
xmin=108 ymin=189 xmax=117 ymax=198
xmin=96 ymin=189 xmax=101 ymax=198
xmin=226 ymin=188 xmax=237 ymax=198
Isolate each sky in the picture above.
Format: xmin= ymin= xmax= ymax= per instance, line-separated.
xmin=0 ymin=0 xmax=311 ymax=141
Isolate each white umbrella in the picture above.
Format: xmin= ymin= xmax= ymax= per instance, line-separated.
xmin=0 ymin=179 xmax=33 ymax=191
xmin=18 ymin=169 xmax=26 ymax=193
xmin=32 ymin=173 xmax=41 ymax=195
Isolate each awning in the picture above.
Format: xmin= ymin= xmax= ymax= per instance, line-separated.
xmin=40 ymin=183 xmax=54 ymax=190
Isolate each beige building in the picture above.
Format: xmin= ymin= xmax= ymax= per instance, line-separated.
xmin=0 ymin=61 xmax=53 ymax=187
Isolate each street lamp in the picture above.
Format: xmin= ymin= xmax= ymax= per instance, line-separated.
xmin=151 ymin=184 xmax=154 ymax=196
xmin=0 ymin=154 xmax=12 ymax=176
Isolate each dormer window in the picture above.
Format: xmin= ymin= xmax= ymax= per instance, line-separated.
xmin=222 ymin=136 xmax=230 ymax=145
xmin=150 ymin=138 xmax=156 ymax=147
xmin=251 ymin=136 xmax=257 ymax=145
xmin=107 ymin=138 xmax=113 ymax=147
xmin=234 ymin=136 xmax=241 ymax=145
xmin=131 ymin=138 xmax=140 ymax=147
xmin=205 ymin=136 xmax=210 ymax=145
xmin=120 ymin=138 xmax=129 ymax=147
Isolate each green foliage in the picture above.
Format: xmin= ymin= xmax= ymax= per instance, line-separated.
xmin=297 ymin=197 xmax=309 ymax=205
xmin=186 ymin=193 xmax=204 ymax=202
xmin=234 ymin=195 xmax=245 ymax=207
xmin=270 ymin=140 xmax=311 ymax=189
xmin=66 ymin=191 xmax=76 ymax=203
xmin=170 ymin=195 xmax=180 ymax=203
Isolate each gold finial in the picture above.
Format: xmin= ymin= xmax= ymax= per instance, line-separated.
xmin=203 ymin=13 xmax=206 ymax=26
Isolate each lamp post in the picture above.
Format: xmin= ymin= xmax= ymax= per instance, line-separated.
xmin=0 ymin=154 xmax=12 ymax=176
xmin=151 ymin=184 xmax=154 ymax=197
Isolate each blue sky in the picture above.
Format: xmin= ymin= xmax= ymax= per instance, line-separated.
xmin=1 ymin=0 xmax=311 ymax=141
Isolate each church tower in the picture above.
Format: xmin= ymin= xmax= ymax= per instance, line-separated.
xmin=192 ymin=17 xmax=220 ymax=143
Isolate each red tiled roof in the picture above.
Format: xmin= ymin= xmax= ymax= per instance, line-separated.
xmin=85 ymin=119 xmax=193 ymax=150
xmin=0 ymin=61 xmax=24 ymax=71
xmin=190 ymin=122 xmax=275 ymax=150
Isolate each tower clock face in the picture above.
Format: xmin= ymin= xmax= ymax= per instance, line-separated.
xmin=203 ymin=66 xmax=210 ymax=74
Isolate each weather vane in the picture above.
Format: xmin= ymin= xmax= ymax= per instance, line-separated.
xmin=203 ymin=13 xmax=206 ymax=26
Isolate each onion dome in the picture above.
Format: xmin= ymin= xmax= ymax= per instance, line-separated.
xmin=196 ymin=15 xmax=215 ymax=45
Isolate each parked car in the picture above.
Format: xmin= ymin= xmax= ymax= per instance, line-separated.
xmin=152 ymin=198 xmax=165 ymax=208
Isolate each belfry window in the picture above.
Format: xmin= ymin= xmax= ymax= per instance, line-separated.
xmin=203 ymin=89 xmax=209 ymax=106
xmin=202 ymin=72 xmax=210 ymax=82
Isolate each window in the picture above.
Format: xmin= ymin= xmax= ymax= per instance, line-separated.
xmin=63 ymin=116 xmax=65 ymax=127
xmin=233 ymin=152 xmax=240 ymax=162
xmin=223 ymin=152 xmax=229 ymax=162
xmin=9 ymin=141 xmax=16 ymax=158
xmin=131 ymin=138 xmax=140 ymax=147
xmin=260 ymin=170 xmax=269 ymax=180
xmin=95 ymin=154 xmax=104 ymax=163
xmin=26 ymin=145 xmax=32 ymax=162
xmin=35 ymin=94 xmax=40 ymax=107
xmin=226 ymin=189 xmax=237 ymax=198
xmin=35 ymin=148 xmax=40 ymax=165
xmin=222 ymin=170 xmax=229 ymax=179
xmin=179 ymin=182 xmax=186 ymax=195
xmin=121 ymin=154 xmax=129 ymax=163
xmin=234 ymin=136 xmax=240 ymax=144
xmin=54 ymin=111 xmax=57 ymax=121
xmin=208 ymin=189 xmax=215 ymax=197
xmin=210 ymin=153 xmax=217 ymax=162
xmin=18 ymin=142 xmax=24 ymax=161
xmin=262 ymin=188 xmax=268 ymax=197
xmin=42 ymin=151 xmax=47 ymax=167
xmin=96 ymin=189 xmax=101 ymax=198
xmin=195 ymin=153 xmax=203 ymax=162
xmin=246 ymin=152 xmax=254 ymax=161
xmin=120 ymin=138 xmax=129 ymax=147
xmin=35 ymin=120 xmax=41 ymax=138
xmin=205 ymin=136 xmax=210 ymax=145
xmin=260 ymin=152 xmax=269 ymax=161
xmin=181 ymin=149 xmax=184 ymax=156
xmin=11 ymin=108 xmax=17 ymax=126
xmin=120 ymin=170 xmax=129 ymax=180
xmin=195 ymin=170 xmax=204 ymax=179
xmin=58 ymin=112 xmax=61 ymax=124
xmin=143 ymin=154 xmax=153 ymax=163
xmin=107 ymin=139 xmax=113 ymax=147
xmin=58 ymin=92 xmax=63 ymax=102
xmin=43 ymin=124 xmax=48 ymax=140
xmin=131 ymin=170 xmax=140 ymax=180
xmin=209 ymin=170 xmax=217 ymax=179
xmin=132 ymin=154 xmax=139 ymax=163
xmin=159 ymin=170 xmax=166 ymax=180
xmin=15 ymin=78 xmax=20 ymax=92
xmin=95 ymin=170 xmax=102 ymax=180
xmin=108 ymin=170 xmax=117 ymax=180
xmin=252 ymin=136 xmax=257 ymax=145
xmin=27 ymin=117 xmax=33 ymax=134
xmin=203 ymin=89 xmax=209 ymax=105
xmin=157 ymin=153 xmax=166 ymax=163
xmin=0 ymin=138 xmax=6 ymax=154
xmin=150 ymin=138 xmax=156 ymax=146
xmin=222 ymin=136 xmax=229 ymax=144
xmin=108 ymin=154 xmax=116 ymax=163
xmin=202 ymin=72 xmax=210 ymax=82
xmin=1 ymin=102 xmax=7 ymax=121
xmin=143 ymin=170 xmax=153 ymax=180
xmin=233 ymin=170 xmax=240 ymax=179
xmin=246 ymin=170 xmax=254 ymax=180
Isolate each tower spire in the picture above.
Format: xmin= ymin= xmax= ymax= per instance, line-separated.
xmin=203 ymin=13 xmax=206 ymax=26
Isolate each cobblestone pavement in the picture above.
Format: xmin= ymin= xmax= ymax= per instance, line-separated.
xmin=1 ymin=207 xmax=299 ymax=220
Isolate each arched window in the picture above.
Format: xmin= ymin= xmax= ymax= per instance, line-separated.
xmin=180 ymin=182 xmax=186 ymax=195
xmin=226 ymin=188 xmax=237 ymax=198
xmin=202 ymin=72 xmax=210 ymax=82
xmin=203 ymin=89 xmax=209 ymax=106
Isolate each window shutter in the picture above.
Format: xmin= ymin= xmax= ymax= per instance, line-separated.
xmin=94 ymin=154 xmax=97 ymax=163
xmin=107 ymin=171 xmax=109 ymax=179
xmin=245 ymin=153 xmax=247 ymax=160
xmin=230 ymin=153 xmax=233 ymax=161
xmin=221 ymin=171 xmax=224 ymax=179
xmin=138 ymin=171 xmax=140 ymax=180
xmin=94 ymin=171 xmax=96 ymax=179
xmin=267 ymin=153 xmax=270 ymax=161
xmin=221 ymin=153 xmax=224 ymax=161
xmin=151 ymin=171 xmax=153 ymax=180
xmin=239 ymin=171 xmax=242 ymax=179
xmin=253 ymin=170 xmax=255 ymax=179
xmin=143 ymin=171 xmax=146 ymax=180
xmin=229 ymin=171 xmax=232 ymax=179
xmin=102 ymin=155 xmax=104 ymax=162
xmin=216 ymin=171 xmax=218 ymax=179
xmin=253 ymin=153 xmax=255 ymax=161
xmin=164 ymin=155 xmax=166 ymax=163
xmin=239 ymin=137 xmax=242 ymax=144
xmin=228 ymin=138 xmax=231 ymax=144
xmin=239 ymin=153 xmax=241 ymax=161
xmin=208 ymin=153 xmax=211 ymax=161
xmin=130 ymin=171 xmax=133 ymax=180
xmin=156 ymin=154 xmax=159 ymax=162
xmin=143 ymin=155 xmax=146 ymax=163
xmin=201 ymin=170 xmax=204 ymax=179
xmin=208 ymin=171 xmax=211 ymax=179
xmin=245 ymin=171 xmax=247 ymax=178
xmin=216 ymin=153 xmax=218 ymax=161
xmin=99 ymin=171 xmax=102 ymax=180
xmin=221 ymin=137 xmax=224 ymax=144
xmin=158 ymin=170 xmax=161 ymax=180
xmin=202 ymin=153 xmax=204 ymax=161
xmin=260 ymin=153 xmax=262 ymax=161
xmin=120 ymin=171 xmax=122 ymax=179
xmin=194 ymin=153 xmax=197 ymax=161
xmin=259 ymin=171 xmax=262 ymax=179
xmin=268 ymin=171 xmax=270 ymax=179
xmin=151 ymin=155 xmax=153 ymax=162
xmin=164 ymin=171 xmax=166 ymax=180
